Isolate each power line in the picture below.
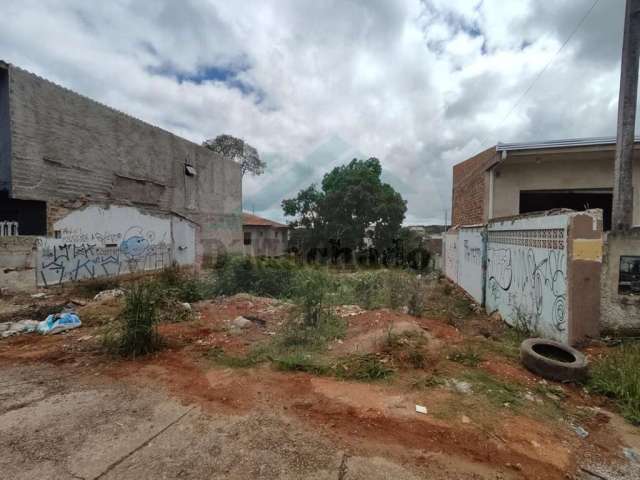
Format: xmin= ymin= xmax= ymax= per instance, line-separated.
xmin=480 ymin=0 xmax=602 ymax=147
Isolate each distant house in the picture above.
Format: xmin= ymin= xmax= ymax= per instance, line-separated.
xmin=243 ymin=213 xmax=288 ymax=257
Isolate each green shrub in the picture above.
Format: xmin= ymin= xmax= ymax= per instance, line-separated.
xmin=449 ymin=347 xmax=483 ymax=367
xmin=104 ymin=282 xmax=163 ymax=357
xmin=385 ymin=270 xmax=409 ymax=309
xmin=213 ymin=255 xmax=298 ymax=298
xmin=291 ymin=268 xmax=334 ymax=327
xmin=407 ymin=277 xmax=426 ymax=317
xmin=352 ymin=271 xmax=384 ymax=309
xmin=589 ymin=342 xmax=640 ymax=425
xmin=334 ymin=353 xmax=394 ymax=381
xmin=383 ymin=329 xmax=427 ymax=368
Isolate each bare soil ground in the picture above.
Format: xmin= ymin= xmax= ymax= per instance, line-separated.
xmin=0 ymin=282 xmax=638 ymax=479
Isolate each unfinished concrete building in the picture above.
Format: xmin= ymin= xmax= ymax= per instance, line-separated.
xmin=0 ymin=61 xmax=242 ymax=289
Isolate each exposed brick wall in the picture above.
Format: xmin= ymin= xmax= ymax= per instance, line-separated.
xmin=5 ymin=64 xmax=243 ymax=256
xmin=452 ymin=146 xmax=498 ymax=226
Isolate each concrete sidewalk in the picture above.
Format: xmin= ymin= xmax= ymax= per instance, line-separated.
xmin=0 ymin=364 xmax=422 ymax=480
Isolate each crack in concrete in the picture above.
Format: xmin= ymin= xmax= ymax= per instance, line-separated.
xmin=337 ymin=452 xmax=350 ymax=480
xmin=91 ymin=406 xmax=195 ymax=480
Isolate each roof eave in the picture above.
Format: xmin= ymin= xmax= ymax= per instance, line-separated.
xmin=496 ymin=136 xmax=640 ymax=152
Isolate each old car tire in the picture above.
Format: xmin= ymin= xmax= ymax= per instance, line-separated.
xmin=520 ymin=338 xmax=588 ymax=383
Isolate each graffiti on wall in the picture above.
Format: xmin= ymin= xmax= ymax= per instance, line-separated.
xmin=485 ymin=227 xmax=567 ymax=341
xmin=38 ymin=226 xmax=172 ymax=287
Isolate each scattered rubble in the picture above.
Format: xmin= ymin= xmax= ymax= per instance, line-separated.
xmin=571 ymin=425 xmax=589 ymax=439
xmin=93 ymin=289 xmax=124 ymax=302
xmin=232 ymin=316 xmax=253 ymax=329
xmin=335 ymin=305 xmax=365 ymax=318
xmin=447 ymin=379 xmax=473 ymax=395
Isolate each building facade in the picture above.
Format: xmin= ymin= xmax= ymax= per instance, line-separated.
xmin=452 ymin=138 xmax=640 ymax=230
xmin=450 ymin=137 xmax=640 ymax=336
xmin=0 ymin=61 xmax=242 ymax=289
xmin=243 ymin=213 xmax=288 ymax=257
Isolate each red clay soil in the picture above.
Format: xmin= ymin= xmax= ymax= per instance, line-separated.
xmin=0 ymin=295 xmax=630 ymax=480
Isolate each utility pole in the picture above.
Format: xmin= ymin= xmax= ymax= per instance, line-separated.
xmin=612 ymin=0 xmax=640 ymax=231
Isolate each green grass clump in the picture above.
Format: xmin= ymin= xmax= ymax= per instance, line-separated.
xmin=589 ymin=342 xmax=640 ymax=425
xmin=461 ymin=370 xmax=522 ymax=408
xmin=272 ymin=352 xmax=330 ymax=375
xmin=449 ymin=347 xmax=483 ymax=367
xmin=410 ymin=374 xmax=445 ymax=389
xmin=206 ymin=345 xmax=266 ymax=368
xmin=103 ymin=281 xmax=163 ymax=357
xmin=407 ymin=276 xmax=426 ymax=317
xmin=383 ymin=329 xmax=427 ymax=368
xmin=335 ymin=353 xmax=394 ymax=381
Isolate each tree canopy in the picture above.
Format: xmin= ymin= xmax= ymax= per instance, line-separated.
xmin=282 ymin=158 xmax=407 ymax=255
xmin=203 ymin=134 xmax=266 ymax=176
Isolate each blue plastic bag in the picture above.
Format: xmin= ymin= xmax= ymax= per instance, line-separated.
xmin=37 ymin=313 xmax=82 ymax=335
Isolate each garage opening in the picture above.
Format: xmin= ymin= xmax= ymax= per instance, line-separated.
xmin=0 ymin=194 xmax=47 ymax=235
xmin=519 ymin=189 xmax=612 ymax=230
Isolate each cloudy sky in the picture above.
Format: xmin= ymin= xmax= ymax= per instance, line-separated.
xmin=2 ymin=0 xmax=636 ymax=224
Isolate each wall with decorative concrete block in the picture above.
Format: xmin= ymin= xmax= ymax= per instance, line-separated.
xmin=443 ymin=210 xmax=602 ymax=345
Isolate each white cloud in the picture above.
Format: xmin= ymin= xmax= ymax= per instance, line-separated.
xmin=0 ymin=0 xmax=633 ymax=225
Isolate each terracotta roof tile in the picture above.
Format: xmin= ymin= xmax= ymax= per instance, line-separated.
xmin=242 ymin=212 xmax=288 ymax=228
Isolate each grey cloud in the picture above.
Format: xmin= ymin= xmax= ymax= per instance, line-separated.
xmin=1 ymin=0 xmax=635 ymax=225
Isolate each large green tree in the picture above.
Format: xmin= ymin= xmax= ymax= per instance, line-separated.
xmin=282 ymin=158 xmax=407 ymax=254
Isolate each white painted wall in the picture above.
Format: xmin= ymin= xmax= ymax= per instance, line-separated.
xmin=53 ymin=205 xmax=171 ymax=246
xmin=444 ymin=231 xmax=458 ymax=283
xmin=457 ymin=227 xmax=484 ymax=303
xmin=485 ymin=214 xmax=569 ymax=343
xmin=171 ymin=217 xmax=196 ymax=266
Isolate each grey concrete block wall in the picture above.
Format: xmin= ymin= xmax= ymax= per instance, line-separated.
xmin=0 ymin=236 xmax=37 ymax=292
xmin=601 ymin=230 xmax=640 ymax=334
xmin=4 ymin=63 xmax=242 ymax=258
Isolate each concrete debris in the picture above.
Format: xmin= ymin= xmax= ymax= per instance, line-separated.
xmin=623 ymin=447 xmax=640 ymax=464
xmin=232 ymin=316 xmax=252 ymax=329
xmin=572 ymin=425 xmax=589 ymax=439
xmin=243 ymin=315 xmax=267 ymax=327
xmin=30 ymin=292 xmax=47 ymax=299
xmin=415 ymin=405 xmax=428 ymax=415
xmin=335 ymin=305 xmax=365 ymax=318
xmin=93 ymin=289 xmax=124 ymax=302
xmin=447 ymin=379 xmax=473 ymax=395
xmin=0 ymin=320 xmax=40 ymax=338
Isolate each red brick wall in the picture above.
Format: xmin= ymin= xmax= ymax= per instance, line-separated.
xmin=451 ymin=146 xmax=498 ymax=226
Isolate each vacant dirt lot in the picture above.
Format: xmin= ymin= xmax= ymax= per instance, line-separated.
xmin=1 ymin=282 xmax=639 ymax=480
